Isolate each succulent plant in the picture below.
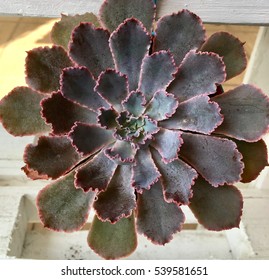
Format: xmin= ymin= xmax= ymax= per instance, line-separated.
xmin=0 ymin=0 xmax=269 ymax=259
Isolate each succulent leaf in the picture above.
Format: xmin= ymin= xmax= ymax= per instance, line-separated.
xmin=25 ymin=46 xmax=73 ymax=93
xmin=0 ymin=87 xmax=50 ymax=136
xmin=51 ymin=13 xmax=101 ymax=50
xmin=201 ymin=32 xmax=247 ymax=80
xmin=136 ymin=181 xmax=185 ymax=245
xmin=168 ymin=50 xmax=226 ymax=102
xmin=189 ymin=177 xmax=243 ymax=230
xmin=37 ymin=172 xmax=95 ymax=232
xmin=180 ymin=133 xmax=244 ymax=187
xmin=97 ymin=108 xmax=118 ymax=129
xmin=99 ymin=0 xmax=155 ymax=33
xmin=213 ymin=84 xmax=269 ymax=142
xmin=69 ymin=23 xmax=114 ymax=78
xmin=154 ymin=10 xmax=206 ymax=65
xmin=109 ymin=18 xmax=151 ymax=91
xmin=88 ymin=213 xmax=137 ymax=260
xmin=122 ymin=91 xmax=146 ymax=117
xmin=24 ymin=135 xmax=81 ymax=179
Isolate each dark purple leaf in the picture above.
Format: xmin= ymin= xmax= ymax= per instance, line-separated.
xmin=69 ymin=23 xmax=114 ymax=78
xmin=189 ymin=177 xmax=243 ymax=230
xmin=88 ymin=213 xmax=137 ymax=259
xmin=151 ymin=128 xmax=183 ymax=163
xmin=70 ymin=122 xmax=114 ymax=156
xmin=99 ymin=0 xmax=155 ymax=32
xmin=122 ymin=91 xmax=146 ymax=117
xmin=109 ymin=18 xmax=151 ymax=91
xmin=138 ymin=51 xmax=177 ymax=101
xmin=37 ymin=172 xmax=95 ymax=232
xmin=168 ymin=50 xmax=226 ymax=102
xmin=95 ymin=69 xmax=129 ymax=112
xmin=154 ymin=10 xmax=206 ymax=65
xmin=145 ymin=90 xmax=178 ymax=121
xmin=132 ymin=146 xmax=160 ymax=193
xmin=160 ymin=95 xmax=223 ymax=134
xmin=41 ymin=92 xmax=97 ymax=135
xmin=25 ymin=46 xmax=73 ymax=93
xmin=94 ymin=165 xmax=136 ymax=223
xmin=213 ymin=84 xmax=269 ymax=142
xmin=151 ymin=148 xmax=197 ymax=204
xmin=97 ymin=108 xmax=118 ymax=129
xmin=24 ymin=135 xmax=80 ymax=180
xmin=51 ymin=13 xmax=101 ymax=50
xmin=136 ymin=181 xmax=185 ymax=245
xmin=0 ymin=87 xmax=50 ymax=136
xmin=201 ymin=32 xmax=247 ymax=80
xmin=61 ymin=67 xmax=109 ymax=111
xmin=22 ymin=166 xmax=49 ymax=180
xmin=75 ymin=149 xmax=117 ymax=192
xmin=180 ymin=133 xmax=244 ymax=187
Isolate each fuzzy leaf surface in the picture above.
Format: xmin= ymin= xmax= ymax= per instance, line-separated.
xmin=160 ymin=95 xmax=223 ymax=134
xmin=99 ymin=0 xmax=155 ymax=33
xmin=189 ymin=177 xmax=243 ymax=230
xmin=122 ymin=91 xmax=146 ymax=117
xmin=26 ymin=46 xmax=73 ymax=93
xmin=94 ymin=165 xmax=135 ymax=223
xmin=75 ymin=150 xmax=117 ymax=192
xmin=168 ymin=51 xmax=226 ymax=102
xmin=138 ymin=51 xmax=177 ymax=101
xmin=51 ymin=13 xmax=101 ymax=50
xmin=24 ymin=135 xmax=80 ymax=179
xmin=70 ymin=23 xmax=114 ymax=78
xmin=41 ymin=92 xmax=97 ymax=135
xmin=109 ymin=18 xmax=151 ymax=91
xmin=213 ymin=84 xmax=269 ymax=142
xmin=88 ymin=213 xmax=137 ymax=260
xmin=201 ymin=32 xmax=247 ymax=80
xmin=136 ymin=181 xmax=185 ymax=245
xmin=180 ymin=133 xmax=244 ymax=187
xmin=37 ymin=172 xmax=95 ymax=232
xmin=154 ymin=10 xmax=206 ymax=65
xmin=0 ymin=87 xmax=50 ymax=136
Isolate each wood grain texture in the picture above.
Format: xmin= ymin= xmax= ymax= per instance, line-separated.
xmin=0 ymin=0 xmax=269 ymax=25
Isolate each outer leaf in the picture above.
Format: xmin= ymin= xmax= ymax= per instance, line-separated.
xmin=51 ymin=13 xmax=101 ymax=50
xmin=61 ymin=67 xmax=109 ymax=111
xmin=132 ymin=147 xmax=160 ymax=193
xmin=168 ymin=51 xmax=226 ymax=102
xmin=180 ymin=133 xmax=244 ymax=187
xmin=70 ymin=123 xmax=114 ymax=156
xmin=145 ymin=90 xmax=178 ymax=121
xmin=109 ymin=18 xmax=151 ymax=91
xmin=154 ymin=10 xmax=206 ymax=65
xmin=41 ymin=92 xmax=97 ymax=135
xmin=233 ymin=139 xmax=268 ymax=183
xmin=151 ymin=148 xmax=198 ymax=205
xmin=189 ymin=177 xmax=243 ymax=230
xmin=95 ymin=69 xmax=129 ymax=112
xmin=136 ymin=181 xmax=185 ymax=245
xmin=75 ymin=150 xmax=117 ymax=192
xmin=94 ymin=165 xmax=135 ymax=223
xmin=88 ymin=213 xmax=137 ymax=260
xmin=160 ymin=95 xmax=223 ymax=134
xmin=151 ymin=128 xmax=183 ymax=163
xmin=138 ymin=50 xmax=177 ymax=101
xmin=213 ymin=84 xmax=269 ymax=142
xmin=201 ymin=32 xmax=247 ymax=80
xmin=99 ymin=0 xmax=155 ymax=33
xmin=122 ymin=91 xmax=146 ymax=117
xmin=37 ymin=172 xmax=95 ymax=232
xmin=25 ymin=46 xmax=73 ymax=93
xmin=0 ymin=87 xmax=50 ymax=136
xmin=24 ymin=135 xmax=80 ymax=179
xmin=69 ymin=23 xmax=114 ymax=78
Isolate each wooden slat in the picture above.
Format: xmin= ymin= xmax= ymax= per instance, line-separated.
xmin=0 ymin=0 xmax=269 ymax=25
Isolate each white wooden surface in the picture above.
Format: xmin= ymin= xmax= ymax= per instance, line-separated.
xmin=0 ymin=0 xmax=269 ymax=25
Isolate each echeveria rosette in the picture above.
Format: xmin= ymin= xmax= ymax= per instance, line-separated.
xmin=0 ymin=0 xmax=269 ymax=260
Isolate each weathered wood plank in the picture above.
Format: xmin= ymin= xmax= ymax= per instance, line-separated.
xmin=0 ymin=0 xmax=269 ymax=25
